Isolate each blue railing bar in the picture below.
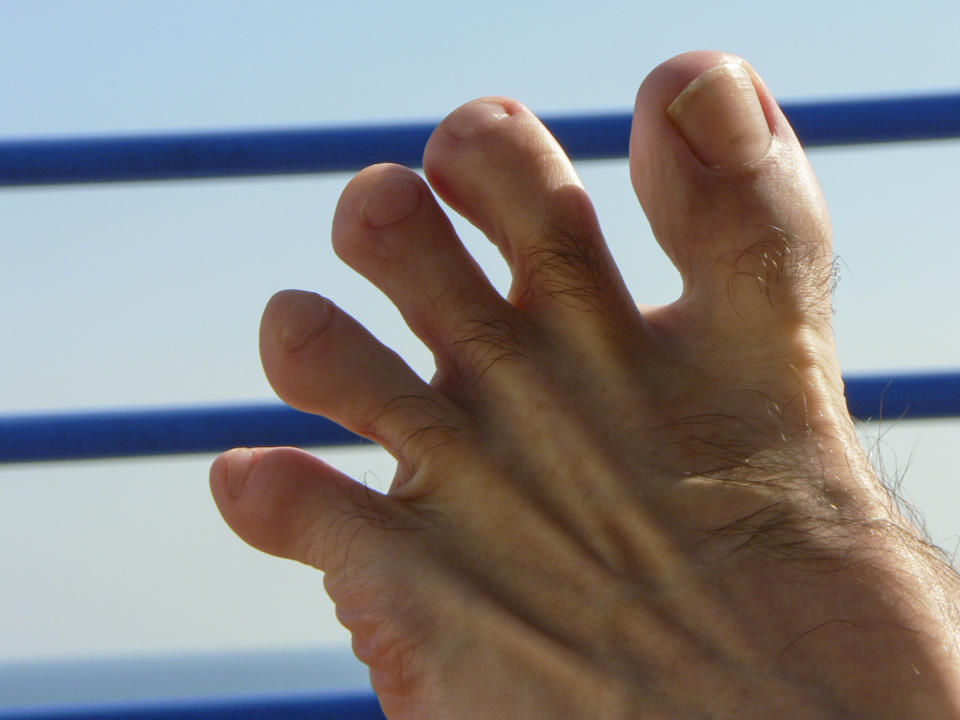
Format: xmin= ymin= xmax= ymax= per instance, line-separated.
xmin=1 ymin=372 xmax=958 ymax=464
xmin=1 ymin=93 xmax=959 ymax=187
xmin=843 ymin=371 xmax=960 ymax=422
xmin=0 ymin=692 xmax=385 ymax=720
xmin=784 ymin=92 xmax=960 ymax=147
xmin=0 ymin=403 xmax=369 ymax=464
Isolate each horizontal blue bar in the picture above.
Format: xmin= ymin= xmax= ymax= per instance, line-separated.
xmin=1 ymin=94 xmax=958 ymax=186
xmin=1 ymin=372 xmax=958 ymax=464
xmin=0 ymin=404 xmax=369 ymax=463
xmin=0 ymin=692 xmax=384 ymax=720
xmin=843 ymin=371 xmax=960 ymax=422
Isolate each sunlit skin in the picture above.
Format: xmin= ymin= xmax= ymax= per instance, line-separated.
xmin=211 ymin=52 xmax=960 ymax=718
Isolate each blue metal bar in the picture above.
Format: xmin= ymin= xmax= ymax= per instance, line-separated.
xmin=0 ymin=692 xmax=384 ymax=720
xmin=1 ymin=93 xmax=959 ymax=186
xmin=0 ymin=404 xmax=369 ymax=464
xmin=1 ymin=372 xmax=958 ymax=464
xmin=843 ymin=371 xmax=960 ymax=422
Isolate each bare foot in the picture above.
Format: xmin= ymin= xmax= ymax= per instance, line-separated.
xmin=211 ymin=52 xmax=960 ymax=719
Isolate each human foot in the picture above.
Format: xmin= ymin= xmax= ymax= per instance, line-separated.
xmin=211 ymin=52 xmax=960 ymax=719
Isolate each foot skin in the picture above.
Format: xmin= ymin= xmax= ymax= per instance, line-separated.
xmin=211 ymin=52 xmax=960 ymax=719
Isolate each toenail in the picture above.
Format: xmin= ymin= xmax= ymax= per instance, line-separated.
xmin=222 ymin=448 xmax=256 ymax=500
xmin=667 ymin=62 xmax=772 ymax=168
xmin=280 ymin=292 xmax=334 ymax=351
xmin=443 ymin=99 xmax=511 ymax=140
xmin=360 ymin=173 xmax=422 ymax=228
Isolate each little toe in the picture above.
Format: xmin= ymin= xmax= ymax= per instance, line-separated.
xmin=423 ymin=98 xmax=639 ymax=336
xmin=210 ymin=446 xmax=396 ymax=573
xmin=630 ymin=51 xmax=835 ymax=338
xmin=260 ymin=290 xmax=464 ymax=475
xmin=210 ymin=444 xmax=441 ymax=677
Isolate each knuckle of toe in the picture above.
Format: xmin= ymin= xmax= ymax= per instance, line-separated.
xmin=452 ymin=316 xmax=526 ymax=381
xmin=515 ymin=199 xmax=613 ymax=314
xmin=305 ymin=491 xmax=393 ymax=571
xmin=398 ymin=419 xmax=462 ymax=470
xmin=445 ymin=302 xmax=527 ymax=385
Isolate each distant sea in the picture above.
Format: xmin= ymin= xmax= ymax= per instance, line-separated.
xmin=0 ymin=647 xmax=370 ymax=710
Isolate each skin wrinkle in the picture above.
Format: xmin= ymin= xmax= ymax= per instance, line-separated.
xmin=370 ymin=393 xmax=461 ymax=463
xmin=397 ymin=418 xmax=461 ymax=470
xmin=312 ymin=496 xmax=383 ymax=573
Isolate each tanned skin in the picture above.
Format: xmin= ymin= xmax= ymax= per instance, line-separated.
xmin=211 ymin=52 xmax=960 ymax=719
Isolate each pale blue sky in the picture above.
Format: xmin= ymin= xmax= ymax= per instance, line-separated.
xmin=1 ymin=0 xmax=959 ymax=674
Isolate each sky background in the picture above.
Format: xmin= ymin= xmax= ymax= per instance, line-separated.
xmin=2 ymin=0 xmax=959 ymax=701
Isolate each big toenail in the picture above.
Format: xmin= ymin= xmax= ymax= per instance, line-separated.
xmin=667 ymin=62 xmax=772 ymax=168
xmin=443 ymin=99 xmax=510 ymax=140
xmin=280 ymin=292 xmax=334 ymax=351
xmin=360 ymin=173 xmax=422 ymax=227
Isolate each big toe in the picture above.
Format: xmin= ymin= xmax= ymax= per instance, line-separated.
xmin=631 ymin=51 xmax=835 ymax=338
